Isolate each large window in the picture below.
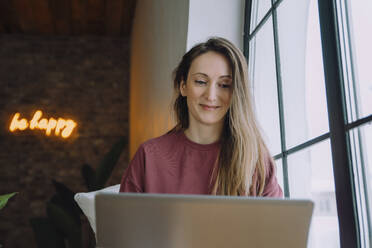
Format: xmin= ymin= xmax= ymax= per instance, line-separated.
xmin=245 ymin=0 xmax=372 ymax=247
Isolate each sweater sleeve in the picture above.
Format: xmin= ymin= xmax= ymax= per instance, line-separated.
xmin=262 ymin=155 xmax=284 ymax=198
xmin=119 ymin=145 xmax=146 ymax=193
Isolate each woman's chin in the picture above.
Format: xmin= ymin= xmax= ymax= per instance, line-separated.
xmin=197 ymin=118 xmax=225 ymax=127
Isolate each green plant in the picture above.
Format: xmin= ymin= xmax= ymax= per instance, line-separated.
xmin=0 ymin=192 xmax=17 ymax=210
xmin=30 ymin=137 xmax=126 ymax=248
xmin=1 ymin=193 xmax=17 ymax=248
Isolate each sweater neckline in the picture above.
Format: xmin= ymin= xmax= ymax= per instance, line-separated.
xmin=179 ymin=130 xmax=221 ymax=151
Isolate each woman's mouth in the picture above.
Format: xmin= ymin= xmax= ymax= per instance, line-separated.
xmin=200 ymin=104 xmax=219 ymax=111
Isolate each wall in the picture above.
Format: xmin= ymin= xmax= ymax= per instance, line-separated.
xmin=129 ymin=0 xmax=245 ymax=157
xmin=0 ymin=34 xmax=129 ymax=247
xmin=129 ymin=0 xmax=189 ymax=157
xmin=187 ymin=0 xmax=245 ymax=50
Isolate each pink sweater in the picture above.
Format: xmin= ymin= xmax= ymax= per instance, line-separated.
xmin=120 ymin=130 xmax=283 ymax=197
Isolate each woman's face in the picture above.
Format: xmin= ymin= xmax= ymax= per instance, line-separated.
xmin=180 ymin=51 xmax=233 ymax=129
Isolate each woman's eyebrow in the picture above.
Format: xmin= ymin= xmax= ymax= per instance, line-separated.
xmin=191 ymin=72 xmax=232 ymax=78
xmin=191 ymin=72 xmax=209 ymax=77
xmin=219 ymin=75 xmax=232 ymax=79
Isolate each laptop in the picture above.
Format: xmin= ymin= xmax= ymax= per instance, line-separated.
xmin=95 ymin=193 xmax=313 ymax=248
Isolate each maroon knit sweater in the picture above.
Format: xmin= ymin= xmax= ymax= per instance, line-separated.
xmin=120 ymin=130 xmax=283 ymax=197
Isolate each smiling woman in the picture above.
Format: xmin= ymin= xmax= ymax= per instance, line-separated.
xmin=119 ymin=37 xmax=283 ymax=197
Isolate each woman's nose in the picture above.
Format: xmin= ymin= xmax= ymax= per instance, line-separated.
xmin=204 ymin=83 xmax=217 ymax=102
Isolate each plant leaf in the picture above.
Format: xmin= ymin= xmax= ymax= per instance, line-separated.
xmin=30 ymin=217 xmax=66 ymax=248
xmin=52 ymin=180 xmax=82 ymax=217
xmin=94 ymin=136 xmax=126 ymax=190
xmin=49 ymin=193 xmax=81 ymax=226
xmin=0 ymin=192 xmax=17 ymax=210
xmin=46 ymin=202 xmax=82 ymax=248
xmin=81 ymin=164 xmax=96 ymax=191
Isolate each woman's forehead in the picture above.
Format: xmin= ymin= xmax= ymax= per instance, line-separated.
xmin=188 ymin=51 xmax=232 ymax=78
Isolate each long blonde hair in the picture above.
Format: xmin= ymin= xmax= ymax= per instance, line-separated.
xmin=172 ymin=37 xmax=269 ymax=196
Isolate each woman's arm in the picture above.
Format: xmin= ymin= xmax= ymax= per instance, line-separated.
xmin=119 ymin=145 xmax=146 ymax=193
xmin=262 ymin=156 xmax=284 ymax=198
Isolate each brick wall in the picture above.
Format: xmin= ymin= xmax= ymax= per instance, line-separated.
xmin=0 ymin=34 xmax=129 ymax=247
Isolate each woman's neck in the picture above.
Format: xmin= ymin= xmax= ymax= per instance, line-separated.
xmin=184 ymin=122 xmax=223 ymax=144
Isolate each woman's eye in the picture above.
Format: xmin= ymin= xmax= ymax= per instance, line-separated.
xmin=220 ymin=83 xmax=231 ymax=89
xmin=195 ymin=80 xmax=207 ymax=85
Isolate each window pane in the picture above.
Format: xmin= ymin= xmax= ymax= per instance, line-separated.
xmin=277 ymin=0 xmax=329 ymax=149
xmin=287 ymin=139 xmax=340 ymax=248
xmin=344 ymin=0 xmax=372 ymax=121
xmin=349 ymin=123 xmax=372 ymax=246
xmin=250 ymin=0 xmax=272 ymax=33
xmin=275 ymin=158 xmax=284 ymax=193
xmin=249 ymin=17 xmax=281 ymax=156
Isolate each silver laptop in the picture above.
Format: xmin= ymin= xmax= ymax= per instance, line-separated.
xmin=95 ymin=193 xmax=313 ymax=248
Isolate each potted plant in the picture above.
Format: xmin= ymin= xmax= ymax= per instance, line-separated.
xmin=30 ymin=136 xmax=126 ymax=248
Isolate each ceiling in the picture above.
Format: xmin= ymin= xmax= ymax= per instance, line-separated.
xmin=0 ymin=0 xmax=137 ymax=37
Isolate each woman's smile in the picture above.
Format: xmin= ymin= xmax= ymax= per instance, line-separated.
xmin=200 ymin=104 xmax=220 ymax=110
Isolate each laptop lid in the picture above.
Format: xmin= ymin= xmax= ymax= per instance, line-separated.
xmin=96 ymin=193 xmax=313 ymax=248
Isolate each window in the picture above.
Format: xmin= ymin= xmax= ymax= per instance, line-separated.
xmin=245 ymin=0 xmax=372 ymax=247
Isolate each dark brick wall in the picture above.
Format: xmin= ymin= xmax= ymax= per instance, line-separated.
xmin=0 ymin=34 xmax=129 ymax=247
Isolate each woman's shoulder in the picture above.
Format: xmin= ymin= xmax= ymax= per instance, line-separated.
xmin=262 ymin=148 xmax=275 ymax=176
xmin=139 ymin=129 xmax=183 ymax=153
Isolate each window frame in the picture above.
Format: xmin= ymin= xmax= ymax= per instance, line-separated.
xmin=244 ymin=0 xmax=372 ymax=247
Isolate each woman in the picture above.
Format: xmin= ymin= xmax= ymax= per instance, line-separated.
xmin=120 ymin=37 xmax=282 ymax=197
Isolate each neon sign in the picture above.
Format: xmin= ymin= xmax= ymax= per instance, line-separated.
xmin=9 ymin=110 xmax=77 ymax=138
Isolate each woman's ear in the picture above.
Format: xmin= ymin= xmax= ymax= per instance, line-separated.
xmin=180 ymin=80 xmax=186 ymax=97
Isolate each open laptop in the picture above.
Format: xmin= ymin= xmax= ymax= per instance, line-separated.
xmin=95 ymin=193 xmax=313 ymax=248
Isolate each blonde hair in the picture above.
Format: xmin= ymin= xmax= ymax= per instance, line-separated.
xmin=172 ymin=37 xmax=270 ymax=196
